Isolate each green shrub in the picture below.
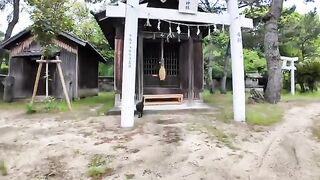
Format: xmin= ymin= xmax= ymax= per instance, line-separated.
xmin=26 ymin=104 xmax=37 ymax=114
xmin=0 ymin=64 xmax=8 ymax=75
xmin=296 ymin=59 xmax=320 ymax=92
xmin=43 ymin=97 xmax=59 ymax=112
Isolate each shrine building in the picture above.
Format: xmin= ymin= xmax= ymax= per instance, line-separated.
xmin=94 ymin=0 xmax=208 ymax=106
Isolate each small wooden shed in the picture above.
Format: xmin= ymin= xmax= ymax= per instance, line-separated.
xmin=0 ymin=29 xmax=106 ymax=100
xmin=94 ymin=0 xmax=206 ymax=106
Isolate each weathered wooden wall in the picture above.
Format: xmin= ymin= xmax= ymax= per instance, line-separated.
xmin=0 ymin=75 xmax=6 ymax=100
xmin=9 ymin=57 xmax=43 ymax=99
xmin=54 ymin=48 xmax=77 ymax=99
xmin=78 ymin=47 xmax=99 ymax=98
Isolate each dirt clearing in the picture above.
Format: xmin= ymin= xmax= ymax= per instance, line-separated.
xmin=1 ymin=103 xmax=320 ymax=179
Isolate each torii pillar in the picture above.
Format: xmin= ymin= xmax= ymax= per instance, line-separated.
xmin=228 ymin=0 xmax=246 ymax=122
xmin=119 ymin=0 xmax=248 ymax=127
xmin=121 ymin=0 xmax=139 ymax=127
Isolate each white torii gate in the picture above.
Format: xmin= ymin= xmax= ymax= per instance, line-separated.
xmin=281 ymin=56 xmax=298 ymax=95
xmin=105 ymin=0 xmax=253 ymax=127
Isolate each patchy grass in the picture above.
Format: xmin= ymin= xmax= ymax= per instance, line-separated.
xmin=87 ymin=154 xmax=114 ymax=180
xmin=312 ymin=119 xmax=320 ymax=141
xmin=0 ymin=100 xmax=27 ymax=110
xmin=113 ymin=144 xmax=128 ymax=150
xmin=246 ymin=103 xmax=284 ymax=126
xmin=202 ymin=91 xmax=233 ymax=123
xmin=203 ymin=91 xmax=284 ymax=126
xmin=188 ymin=123 xmax=236 ymax=149
xmin=72 ymin=92 xmax=114 ymax=113
xmin=125 ymin=174 xmax=135 ymax=179
xmin=0 ymin=160 xmax=8 ymax=176
xmin=0 ymin=92 xmax=114 ymax=115
xmin=282 ymin=91 xmax=320 ymax=102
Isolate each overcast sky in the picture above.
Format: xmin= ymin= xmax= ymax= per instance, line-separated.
xmin=0 ymin=0 xmax=319 ymax=36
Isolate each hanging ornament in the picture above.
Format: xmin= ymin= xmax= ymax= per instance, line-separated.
xmin=144 ymin=18 xmax=152 ymax=27
xmin=197 ymin=25 xmax=200 ymax=36
xmin=177 ymin=24 xmax=181 ymax=34
xmin=167 ymin=22 xmax=173 ymax=39
xmin=187 ymin=26 xmax=190 ymax=38
xmin=157 ymin=19 xmax=161 ymax=31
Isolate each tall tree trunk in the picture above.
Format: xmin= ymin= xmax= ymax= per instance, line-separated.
xmin=0 ymin=0 xmax=20 ymax=70
xmin=264 ymin=0 xmax=284 ymax=104
xmin=220 ymin=40 xmax=231 ymax=94
xmin=4 ymin=0 xmax=20 ymax=40
xmin=207 ymin=64 xmax=214 ymax=93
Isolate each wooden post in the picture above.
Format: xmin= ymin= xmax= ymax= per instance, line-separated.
xmin=188 ymin=37 xmax=194 ymax=104
xmin=291 ymin=67 xmax=295 ymax=95
xmin=45 ymin=62 xmax=49 ymax=98
xmin=30 ymin=61 xmax=43 ymax=104
xmin=56 ymin=58 xmax=72 ymax=111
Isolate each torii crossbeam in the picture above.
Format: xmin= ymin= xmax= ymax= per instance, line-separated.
xmin=106 ymin=0 xmax=253 ymax=127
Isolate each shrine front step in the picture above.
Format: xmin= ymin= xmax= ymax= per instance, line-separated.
xmin=144 ymin=94 xmax=183 ymax=106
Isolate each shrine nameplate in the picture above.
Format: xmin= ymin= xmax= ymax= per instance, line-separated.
xmin=179 ymin=0 xmax=198 ymax=14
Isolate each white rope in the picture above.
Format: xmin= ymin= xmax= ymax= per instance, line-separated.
xmin=124 ymin=2 xmax=221 ymax=28
xmin=177 ymin=23 xmax=181 ymax=34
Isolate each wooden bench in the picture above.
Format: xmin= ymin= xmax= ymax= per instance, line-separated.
xmin=144 ymin=94 xmax=183 ymax=105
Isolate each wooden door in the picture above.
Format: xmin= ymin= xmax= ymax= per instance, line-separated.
xmin=143 ymin=40 xmax=180 ymax=88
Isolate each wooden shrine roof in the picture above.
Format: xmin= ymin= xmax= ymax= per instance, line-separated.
xmin=0 ymin=28 xmax=107 ymax=63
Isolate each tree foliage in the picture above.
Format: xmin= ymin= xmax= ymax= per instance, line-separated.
xmin=243 ymin=49 xmax=266 ymax=72
xmin=204 ymin=32 xmax=230 ymax=79
xmin=69 ymin=1 xmax=113 ymax=75
xmin=27 ymin=0 xmax=74 ymax=57
xmin=280 ymin=11 xmax=320 ymax=61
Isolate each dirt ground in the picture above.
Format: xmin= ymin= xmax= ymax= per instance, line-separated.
xmin=1 ymin=103 xmax=320 ymax=180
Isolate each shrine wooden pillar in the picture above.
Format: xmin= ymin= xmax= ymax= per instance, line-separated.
xmin=193 ymin=38 xmax=204 ymax=100
xmin=114 ymin=26 xmax=124 ymax=107
xmin=137 ymin=33 xmax=144 ymax=101
xmin=187 ymin=37 xmax=194 ymax=103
